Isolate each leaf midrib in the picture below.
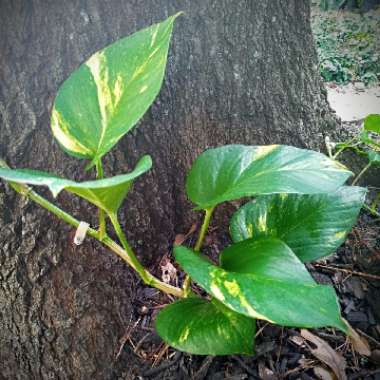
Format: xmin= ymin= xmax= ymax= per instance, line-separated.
xmin=92 ymin=21 xmax=174 ymax=160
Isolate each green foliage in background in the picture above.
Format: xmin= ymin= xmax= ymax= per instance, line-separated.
xmin=327 ymin=114 xmax=380 ymax=217
xmin=319 ymin=0 xmax=366 ymax=11
xmin=311 ymin=8 xmax=380 ymax=85
xmin=332 ymin=113 xmax=380 ymax=170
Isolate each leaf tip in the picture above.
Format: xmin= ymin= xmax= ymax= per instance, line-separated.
xmin=142 ymin=154 xmax=153 ymax=169
xmin=173 ymin=11 xmax=185 ymax=19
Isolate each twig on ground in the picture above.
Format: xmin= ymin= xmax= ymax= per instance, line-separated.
xmin=284 ymin=360 xmax=318 ymax=377
xmin=151 ymin=343 xmax=169 ymax=367
xmin=314 ymin=263 xmax=380 ymax=281
xmin=317 ymin=332 xmax=345 ymax=343
xmin=192 ymin=355 xmax=214 ymax=380
xmin=231 ymin=356 xmax=260 ymax=378
xmin=134 ymin=332 xmax=152 ymax=354
xmin=276 ymin=327 xmax=285 ymax=364
xmin=352 ymin=227 xmax=380 ymax=259
xmin=142 ymin=351 xmax=182 ymax=377
xmin=115 ymin=317 xmax=141 ymax=360
xmin=255 ymin=322 xmax=269 ymax=338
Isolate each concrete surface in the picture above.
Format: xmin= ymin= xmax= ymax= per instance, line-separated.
xmin=327 ymin=83 xmax=380 ymax=121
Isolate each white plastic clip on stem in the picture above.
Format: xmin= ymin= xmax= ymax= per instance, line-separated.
xmin=74 ymin=221 xmax=90 ymax=245
xmin=325 ymin=135 xmax=336 ymax=158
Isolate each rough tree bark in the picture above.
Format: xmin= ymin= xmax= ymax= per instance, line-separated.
xmin=0 ymin=1 xmax=337 ymax=379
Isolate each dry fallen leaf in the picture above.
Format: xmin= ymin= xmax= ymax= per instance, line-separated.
xmin=173 ymin=223 xmax=197 ymax=246
xmin=314 ymin=366 xmax=335 ymax=380
xmin=160 ymin=258 xmax=177 ymax=285
xmin=173 ymin=233 xmax=186 ymax=246
xmin=289 ymin=334 xmax=305 ymax=347
xmin=161 ymin=261 xmax=177 ymax=284
xmin=343 ymin=319 xmax=371 ymax=356
xmin=301 ymin=329 xmax=347 ymax=380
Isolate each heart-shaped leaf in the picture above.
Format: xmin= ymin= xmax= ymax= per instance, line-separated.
xmin=220 ymin=237 xmax=315 ymax=283
xmin=156 ymin=297 xmax=255 ymax=355
xmin=174 ymin=245 xmax=347 ymax=331
xmin=0 ymin=155 xmax=152 ymax=214
xmin=364 ymin=114 xmax=380 ymax=134
xmin=51 ymin=13 xmax=181 ymax=165
xmin=186 ymin=145 xmax=352 ymax=210
xmin=229 ymin=186 xmax=366 ymax=262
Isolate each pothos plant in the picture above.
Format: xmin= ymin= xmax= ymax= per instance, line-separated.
xmin=326 ymin=113 xmax=380 ymax=217
xmin=0 ymin=14 xmax=367 ymax=356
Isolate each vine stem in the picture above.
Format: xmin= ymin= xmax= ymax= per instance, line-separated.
xmin=95 ymin=159 xmax=106 ymax=240
xmin=7 ymin=180 xmax=184 ymax=298
xmin=363 ymin=204 xmax=380 ymax=219
xmin=352 ymin=162 xmax=372 ymax=186
xmin=332 ymin=137 xmax=358 ymax=159
xmin=194 ymin=207 xmax=214 ymax=251
xmin=108 ymin=213 xmax=153 ymax=286
xmin=183 ymin=207 xmax=214 ymax=295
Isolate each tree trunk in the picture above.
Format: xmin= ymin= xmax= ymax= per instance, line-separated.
xmin=0 ymin=1 xmax=336 ymax=378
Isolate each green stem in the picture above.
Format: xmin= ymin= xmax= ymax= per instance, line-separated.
xmin=194 ymin=207 xmax=214 ymax=252
xmin=333 ymin=138 xmax=358 ymax=159
xmin=108 ymin=213 xmax=152 ymax=285
xmin=16 ymin=184 xmax=100 ymax=238
xmin=352 ymin=162 xmax=372 ymax=186
xmin=371 ymin=192 xmax=380 ymax=211
xmin=333 ymin=146 xmax=347 ymax=160
xmin=183 ymin=207 xmax=214 ymax=295
xmin=8 ymin=181 xmax=184 ymax=298
xmin=103 ymin=234 xmax=184 ymax=297
xmin=363 ymin=204 xmax=380 ymax=219
xmin=95 ymin=159 xmax=106 ymax=240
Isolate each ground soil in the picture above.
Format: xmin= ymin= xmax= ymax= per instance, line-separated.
xmin=110 ymin=208 xmax=380 ymax=380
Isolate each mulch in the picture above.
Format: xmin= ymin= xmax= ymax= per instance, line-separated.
xmin=115 ymin=211 xmax=380 ymax=380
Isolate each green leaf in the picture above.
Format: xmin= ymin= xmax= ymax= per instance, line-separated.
xmin=0 ymin=155 xmax=152 ymax=214
xmin=186 ymin=145 xmax=352 ymax=210
xmin=51 ymin=13 xmax=181 ymax=165
xmin=359 ymin=131 xmax=380 ymax=149
xmin=364 ymin=114 xmax=380 ymax=134
xmin=368 ymin=150 xmax=380 ymax=165
xmin=156 ymin=297 xmax=255 ymax=355
xmin=230 ymin=187 xmax=366 ymax=262
xmin=174 ymin=245 xmax=347 ymax=332
xmin=220 ymin=237 xmax=315 ymax=283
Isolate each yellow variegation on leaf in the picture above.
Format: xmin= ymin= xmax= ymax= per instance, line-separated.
xmin=51 ymin=13 xmax=181 ymax=167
